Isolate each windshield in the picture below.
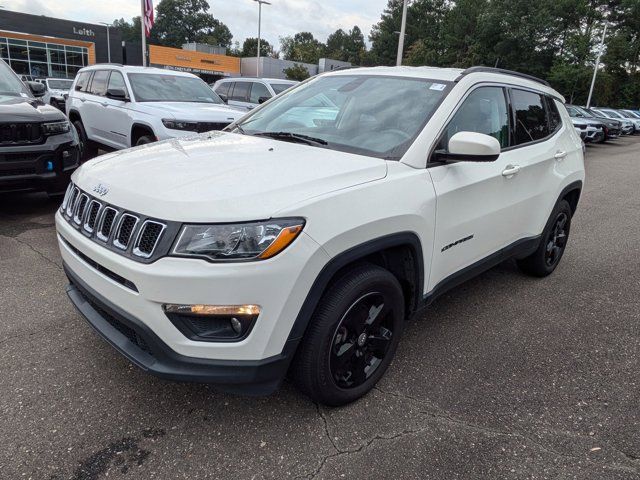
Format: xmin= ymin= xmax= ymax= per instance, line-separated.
xmin=47 ymin=79 xmax=73 ymax=90
xmin=237 ymin=75 xmax=451 ymax=159
xmin=566 ymin=106 xmax=583 ymax=117
xmin=127 ymin=73 xmax=224 ymax=104
xmin=0 ymin=60 xmax=32 ymax=102
xmin=601 ymin=109 xmax=622 ymax=118
xmin=270 ymin=83 xmax=295 ymax=95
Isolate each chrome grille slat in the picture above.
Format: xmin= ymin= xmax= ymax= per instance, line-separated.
xmin=113 ymin=214 xmax=139 ymax=250
xmin=62 ymin=183 xmax=168 ymax=262
xmin=133 ymin=221 xmax=166 ymax=258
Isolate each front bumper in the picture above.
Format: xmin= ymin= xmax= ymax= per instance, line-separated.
xmin=0 ymin=135 xmax=80 ymax=193
xmin=65 ymin=265 xmax=294 ymax=394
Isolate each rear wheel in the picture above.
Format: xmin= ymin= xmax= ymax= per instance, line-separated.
xmin=291 ymin=264 xmax=405 ymax=406
xmin=517 ymin=200 xmax=572 ymax=277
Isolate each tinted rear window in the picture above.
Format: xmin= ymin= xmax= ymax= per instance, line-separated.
xmin=511 ymin=89 xmax=549 ymax=145
xmin=230 ymin=82 xmax=250 ymax=102
xmin=89 ymin=70 xmax=109 ymax=96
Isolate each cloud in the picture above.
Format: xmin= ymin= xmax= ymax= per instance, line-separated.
xmin=2 ymin=0 xmax=388 ymax=49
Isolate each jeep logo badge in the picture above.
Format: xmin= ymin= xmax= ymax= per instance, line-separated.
xmin=92 ymin=184 xmax=109 ymax=197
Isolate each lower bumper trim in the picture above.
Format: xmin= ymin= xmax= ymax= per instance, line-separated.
xmin=63 ymin=262 xmax=296 ymax=395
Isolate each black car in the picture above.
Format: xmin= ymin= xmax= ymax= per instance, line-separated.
xmin=0 ymin=59 xmax=80 ymax=195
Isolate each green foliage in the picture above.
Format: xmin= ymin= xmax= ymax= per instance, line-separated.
xmin=113 ymin=17 xmax=142 ymax=43
xmin=283 ymin=63 xmax=310 ymax=81
xmin=241 ymin=37 xmax=275 ymax=58
xmin=326 ymin=26 xmax=366 ymax=64
xmin=280 ymin=32 xmax=326 ymax=64
xmin=150 ymin=0 xmax=232 ymax=48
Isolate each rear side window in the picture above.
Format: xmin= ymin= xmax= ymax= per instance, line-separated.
xmin=89 ymin=70 xmax=109 ymax=96
xmin=250 ymin=82 xmax=271 ymax=103
xmin=546 ymin=97 xmax=562 ymax=132
xmin=215 ymin=82 xmax=231 ymax=96
xmin=437 ymin=86 xmax=511 ymax=151
xmin=75 ymin=71 xmax=91 ymax=92
xmin=511 ymin=89 xmax=549 ymax=145
xmin=230 ymin=81 xmax=250 ymax=102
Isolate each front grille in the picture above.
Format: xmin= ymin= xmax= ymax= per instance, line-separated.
xmin=97 ymin=207 xmax=118 ymax=242
xmin=196 ymin=122 xmax=230 ymax=133
xmin=60 ymin=183 xmax=170 ymax=262
xmin=0 ymin=122 xmax=43 ymax=145
xmin=113 ymin=214 xmax=139 ymax=250
xmin=133 ymin=221 xmax=165 ymax=258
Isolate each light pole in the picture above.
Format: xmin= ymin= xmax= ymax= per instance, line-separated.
xmin=253 ymin=0 xmax=271 ymax=78
xmin=396 ymin=0 xmax=409 ymax=66
xmin=586 ymin=21 xmax=608 ymax=109
xmin=99 ymin=22 xmax=113 ymax=63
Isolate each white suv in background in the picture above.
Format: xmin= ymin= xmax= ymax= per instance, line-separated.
xmin=212 ymin=77 xmax=298 ymax=110
xmin=67 ymin=65 xmax=245 ymax=159
xmin=41 ymin=78 xmax=74 ymax=111
xmin=57 ymin=66 xmax=584 ymax=406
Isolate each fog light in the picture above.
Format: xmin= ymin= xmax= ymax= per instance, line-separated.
xmin=162 ymin=304 xmax=261 ymax=342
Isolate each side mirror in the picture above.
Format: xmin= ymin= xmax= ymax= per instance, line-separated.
xmin=441 ymin=131 xmax=501 ymax=162
xmin=218 ymin=93 xmax=228 ymax=103
xmin=106 ymin=88 xmax=127 ymax=101
xmin=258 ymin=96 xmax=271 ymax=104
xmin=27 ymin=81 xmax=45 ymax=97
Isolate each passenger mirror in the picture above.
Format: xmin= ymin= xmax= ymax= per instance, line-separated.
xmin=218 ymin=93 xmax=228 ymax=103
xmin=106 ymin=88 xmax=127 ymax=101
xmin=258 ymin=96 xmax=270 ymax=104
xmin=441 ymin=131 xmax=501 ymax=162
xmin=27 ymin=81 xmax=45 ymax=98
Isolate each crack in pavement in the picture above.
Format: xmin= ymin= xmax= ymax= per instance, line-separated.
xmin=300 ymin=387 xmax=640 ymax=479
xmin=10 ymin=235 xmax=63 ymax=271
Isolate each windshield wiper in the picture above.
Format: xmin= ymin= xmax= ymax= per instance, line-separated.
xmin=253 ymin=131 xmax=328 ymax=146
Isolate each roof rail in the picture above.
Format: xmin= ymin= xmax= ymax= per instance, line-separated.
xmin=455 ymin=66 xmax=550 ymax=87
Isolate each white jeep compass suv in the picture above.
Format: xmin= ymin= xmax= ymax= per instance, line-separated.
xmin=57 ymin=66 xmax=585 ymax=406
xmin=66 ymin=65 xmax=244 ymax=159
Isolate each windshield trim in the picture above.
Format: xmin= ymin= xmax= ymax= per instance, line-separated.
xmin=235 ymin=74 xmax=454 ymax=161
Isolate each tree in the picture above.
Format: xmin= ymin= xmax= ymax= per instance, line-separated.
xmin=241 ymin=37 xmax=274 ymax=58
xmin=151 ymin=0 xmax=232 ymax=48
xmin=326 ymin=26 xmax=366 ymax=64
xmin=113 ymin=17 xmax=142 ymax=43
xmin=283 ymin=63 xmax=310 ymax=81
xmin=280 ymin=32 xmax=325 ymax=64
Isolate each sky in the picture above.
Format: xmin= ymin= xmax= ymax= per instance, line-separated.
xmin=2 ymin=0 xmax=389 ymax=49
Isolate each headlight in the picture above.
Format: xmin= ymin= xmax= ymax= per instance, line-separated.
xmin=172 ymin=218 xmax=305 ymax=261
xmin=162 ymin=119 xmax=199 ymax=131
xmin=43 ymin=120 xmax=71 ymax=135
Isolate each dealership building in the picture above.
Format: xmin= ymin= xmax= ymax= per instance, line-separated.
xmin=0 ymin=9 xmax=346 ymax=82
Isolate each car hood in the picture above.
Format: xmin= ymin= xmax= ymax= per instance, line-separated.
xmin=571 ymin=118 xmax=603 ymax=127
xmin=0 ymin=97 xmax=66 ymax=122
xmin=136 ymin=102 xmax=244 ymax=122
xmin=73 ymin=131 xmax=388 ymax=222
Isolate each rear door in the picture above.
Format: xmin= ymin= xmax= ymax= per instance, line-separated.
xmin=97 ymin=71 xmax=132 ymax=149
xmin=82 ymin=70 xmax=110 ymax=144
xmin=228 ymin=81 xmax=254 ymax=111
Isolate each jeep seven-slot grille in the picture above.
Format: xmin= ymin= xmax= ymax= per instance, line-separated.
xmin=0 ymin=122 xmax=43 ymax=145
xmin=60 ymin=183 xmax=169 ymax=262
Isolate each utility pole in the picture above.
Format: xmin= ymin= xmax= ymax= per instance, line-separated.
xmin=254 ymin=0 xmax=271 ymax=77
xmin=586 ymin=22 xmax=608 ymax=109
xmin=396 ymin=0 xmax=409 ymax=66
xmin=99 ymin=23 xmax=112 ymax=62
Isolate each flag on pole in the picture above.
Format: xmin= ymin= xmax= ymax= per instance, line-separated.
xmin=143 ymin=0 xmax=154 ymax=38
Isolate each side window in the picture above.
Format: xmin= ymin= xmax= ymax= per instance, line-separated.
xmin=437 ymin=86 xmax=510 ymax=151
xmin=75 ymin=71 xmax=91 ymax=92
xmin=546 ymin=97 xmax=562 ymax=132
xmin=230 ymin=81 xmax=250 ymax=102
xmin=89 ymin=70 xmax=109 ymax=96
xmin=511 ymin=89 xmax=550 ymax=145
xmin=250 ymin=82 xmax=271 ymax=103
xmin=215 ymin=82 xmax=230 ymax=97
xmin=107 ymin=71 xmax=127 ymax=93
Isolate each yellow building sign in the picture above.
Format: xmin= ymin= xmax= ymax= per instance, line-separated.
xmin=148 ymin=45 xmax=240 ymax=77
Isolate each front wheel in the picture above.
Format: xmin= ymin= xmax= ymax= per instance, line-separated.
xmin=291 ymin=264 xmax=405 ymax=406
xmin=72 ymin=120 xmax=97 ymax=161
xmin=517 ymin=200 xmax=572 ymax=277
xmin=135 ymin=135 xmax=155 ymax=146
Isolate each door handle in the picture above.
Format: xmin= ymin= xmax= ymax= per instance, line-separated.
xmin=502 ymin=165 xmax=520 ymax=177
xmin=554 ymin=151 xmax=567 ymax=160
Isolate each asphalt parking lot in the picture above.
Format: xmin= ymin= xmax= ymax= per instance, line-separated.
xmin=1 ymin=137 xmax=639 ymax=480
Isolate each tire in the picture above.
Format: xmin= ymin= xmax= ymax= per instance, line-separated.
xmin=72 ymin=120 xmax=97 ymax=161
xmin=135 ymin=135 xmax=155 ymax=146
xmin=291 ymin=264 xmax=405 ymax=406
xmin=517 ymin=200 xmax=572 ymax=277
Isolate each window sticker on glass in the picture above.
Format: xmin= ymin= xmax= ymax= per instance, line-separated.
xmin=429 ymin=83 xmax=446 ymax=91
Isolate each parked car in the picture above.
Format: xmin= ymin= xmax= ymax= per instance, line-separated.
xmin=212 ymin=77 xmax=298 ymax=111
xmin=580 ymin=107 xmax=623 ymax=139
xmin=57 ymin=66 xmax=584 ymax=406
xmin=19 ymin=74 xmax=35 ymax=83
xmin=42 ymin=78 xmax=74 ymax=111
xmin=0 ymin=60 xmax=79 ymax=195
xmin=567 ymin=114 xmax=605 ymax=143
xmin=616 ymin=109 xmax=640 ymax=133
xmin=67 ymin=65 xmax=245 ymax=159
xmin=590 ymin=108 xmax=634 ymax=134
